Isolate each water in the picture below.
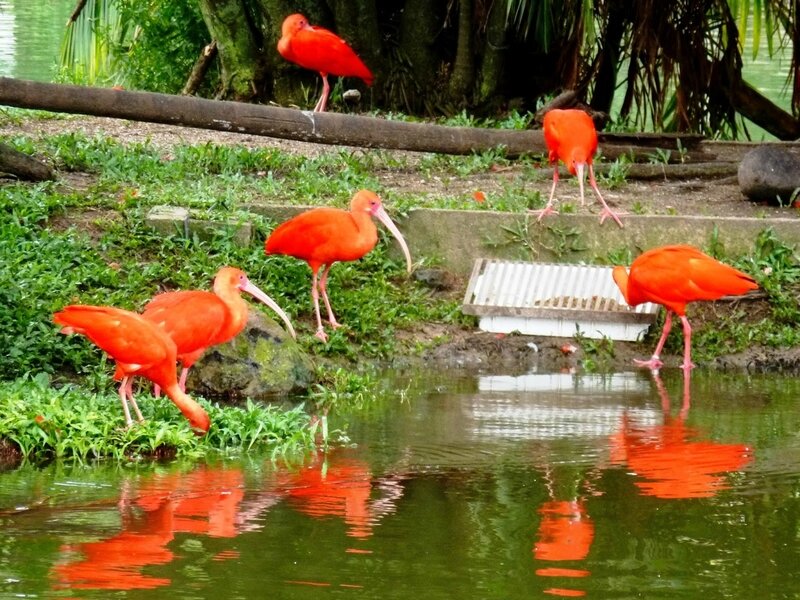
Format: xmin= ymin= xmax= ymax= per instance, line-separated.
xmin=0 ymin=0 xmax=73 ymax=82
xmin=2 ymin=368 xmax=800 ymax=599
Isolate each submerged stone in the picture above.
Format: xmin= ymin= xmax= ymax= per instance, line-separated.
xmin=188 ymin=310 xmax=314 ymax=403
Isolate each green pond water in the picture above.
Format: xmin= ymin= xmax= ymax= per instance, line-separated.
xmin=1 ymin=368 xmax=800 ymax=599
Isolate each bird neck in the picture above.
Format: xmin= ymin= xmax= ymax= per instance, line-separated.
xmin=213 ymin=287 xmax=249 ymax=340
xmin=612 ymin=266 xmax=632 ymax=305
xmin=342 ymin=211 xmax=378 ymax=256
xmin=163 ymin=384 xmax=210 ymax=434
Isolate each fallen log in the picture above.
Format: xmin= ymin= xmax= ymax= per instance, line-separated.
xmin=0 ymin=142 xmax=54 ymax=181
xmin=0 ymin=77 xmax=699 ymax=159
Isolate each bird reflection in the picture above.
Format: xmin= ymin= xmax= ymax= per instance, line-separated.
xmin=50 ymin=454 xmax=404 ymax=593
xmin=273 ymin=452 xmax=404 ymax=540
xmin=533 ymin=466 xmax=596 ymax=597
xmin=610 ymin=372 xmax=753 ymax=499
xmin=51 ymin=465 xmax=247 ymax=591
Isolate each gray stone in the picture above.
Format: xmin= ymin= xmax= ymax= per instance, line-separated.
xmin=187 ymin=310 xmax=315 ymax=403
xmin=738 ymin=146 xmax=800 ymax=203
xmin=413 ymin=267 xmax=457 ymax=291
xmin=145 ymin=205 xmax=189 ymax=237
xmin=145 ymin=205 xmax=251 ymax=246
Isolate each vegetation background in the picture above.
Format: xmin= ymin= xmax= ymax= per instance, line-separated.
xmin=59 ymin=0 xmax=800 ymax=139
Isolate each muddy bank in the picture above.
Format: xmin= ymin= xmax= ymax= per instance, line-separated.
xmin=418 ymin=326 xmax=800 ymax=374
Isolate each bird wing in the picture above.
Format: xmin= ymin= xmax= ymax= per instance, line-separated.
xmin=629 ymin=245 xmax=756 ymax=312
xmin=54 ymin=305 xmax=174 ymax=369
xmin=143 ymin=291 xmax=228 ymax=353
xmin=266 ymin=207 xmax=363 ymax=266
xmin=283 ymin=26 xmax=373 ymax=83
xmin=685 ymin=252 xmax=758 ymax=299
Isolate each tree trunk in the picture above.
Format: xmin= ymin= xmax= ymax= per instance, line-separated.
xmin=197 ymin=0 xmax=266 ymax=101
xmin=590 ymin=0 xmax=629 ymax=114
xmin=448 ymin=0 xmax=474 ymax=105
xmin=397 ymin=0 xmax=442 ymax=112
xmin=729 ymin=79 xmax=800 ymax=140
xmin=474 ymin=0 xmax=508 ymax=111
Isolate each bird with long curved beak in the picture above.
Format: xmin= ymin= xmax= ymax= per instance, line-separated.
xmin=139 ymin=267 xmax=296 ymax=395
xmin=265 ymin=190 xmax=412 ymax=341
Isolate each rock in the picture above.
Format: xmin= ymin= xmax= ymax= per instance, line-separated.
xmin=738 ymin=146 xmax=800 ymax=204
xmin=413 ymin=267 xmax=457 ymax=291
xmin=188 ymin=310 xmax=315 ymax=403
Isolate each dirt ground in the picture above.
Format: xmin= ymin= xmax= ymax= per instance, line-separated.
xmin=5 ymin=115 xmax=800 ymax=373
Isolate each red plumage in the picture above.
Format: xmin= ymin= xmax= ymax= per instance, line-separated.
xmin=265 ymin=190 xmax=412 ymax=341
xmin=613 ymin=244 xmax=758 ymax=369
xmin=53 ymin=304 xmax=210 ymax=433
xmin=278 ymin=13 xmax=373 ymax=112
xmin=536 ymin=108 xmax=624 ymax=227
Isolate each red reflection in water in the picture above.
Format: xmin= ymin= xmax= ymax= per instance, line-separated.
xmin=50 ymin=452 xmax=403 ymax=593
xmin=51 ymin=465 xmax=246 ymax=591
xmin=610 ymin=373 xmax=753 ymax=499
xmin=533 ymin=468 xmax=596 ymax=597
xmin=274 ymin=452 xmax=402 ymax=540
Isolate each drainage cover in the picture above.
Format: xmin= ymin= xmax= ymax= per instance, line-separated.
xmin=462 ymin=259 xmax=659 ymax=340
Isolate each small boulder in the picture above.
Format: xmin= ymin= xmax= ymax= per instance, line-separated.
xmin=738 ymin=146 xmax=800 ymax=204
xmin=188 ymin=310 xmax=315 ymax=403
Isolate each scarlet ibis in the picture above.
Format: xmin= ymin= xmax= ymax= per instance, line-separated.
xmin=141 ymin=267 xmax=295 ymax=393
xmin=613 ymin=244 xmax=758 ymax=369
xmin=265 ymin=190 xmax=412 ymax=342
xmin=535 ymin=108 xmax=624 ymax=227
xmin=53 ymin=305 xmax=211 ymax=433
xmin=278 ymin=13 xmax=373 ymax=112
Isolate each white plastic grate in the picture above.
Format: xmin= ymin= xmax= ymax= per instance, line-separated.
xmin=462 ymin=259 xmax=660 ymax=340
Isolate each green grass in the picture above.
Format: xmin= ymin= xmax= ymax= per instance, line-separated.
xmin=0 ymin=376 xmax=316 ymax=464
xmin=0 ymin=121 xmax=469 ymax=466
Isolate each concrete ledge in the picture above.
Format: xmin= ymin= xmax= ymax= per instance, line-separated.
xmin=153 ymin=204 xmax=800 ymax=275
xmin=400 ymin=210 xmax=800 ymax=274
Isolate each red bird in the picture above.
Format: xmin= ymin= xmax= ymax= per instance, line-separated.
xmin=140 ymin=267 xmax=295 ymax=394
xmin=265 ymin=190 xmax=412 ymax=342
xmin=613 ymin=244 xmax=758 ymax=370
xmin=535 ymin=108 xmax=624 ymax=227
xmin=53 ymin=305 xmax=211 ymax=433
xmin=277 ymin=13 xmax=373 ymax=112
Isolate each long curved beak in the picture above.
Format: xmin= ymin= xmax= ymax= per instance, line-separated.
xmin=241 ymin=281 xmax=297 ymax=340
xmin=575 ymin=162 xmax=587 ymax=207
xmin=373 ymin=204 xmax=413 ymax=273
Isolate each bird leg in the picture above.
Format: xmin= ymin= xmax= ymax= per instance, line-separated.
xmin=588 ymin=165 xmax=625 ymax=228
xmin=311 ymin=269 xmax=328 ymax=342
xmin=318 ymin=263 xmax=341 ymax=330
xmin=117 ymin=377 xmax=134 ymax=427
xmin=678 ymin=315 xmax=696 ymax=370
xmin=314 ymin=73 xmax=331 ymax=112
xmin=634 ymin=311 xmax=672 ymax=370
xmin=530 ymin=165 xmax=560 ymax=221
xmin=124 ymin=377 xmax=145 ymax=423
xmin=178 ymin=366 xmax=190 ymax=393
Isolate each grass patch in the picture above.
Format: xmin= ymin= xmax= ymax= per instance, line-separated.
xmin=0 ymin=376 xmax=316 ymax=464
